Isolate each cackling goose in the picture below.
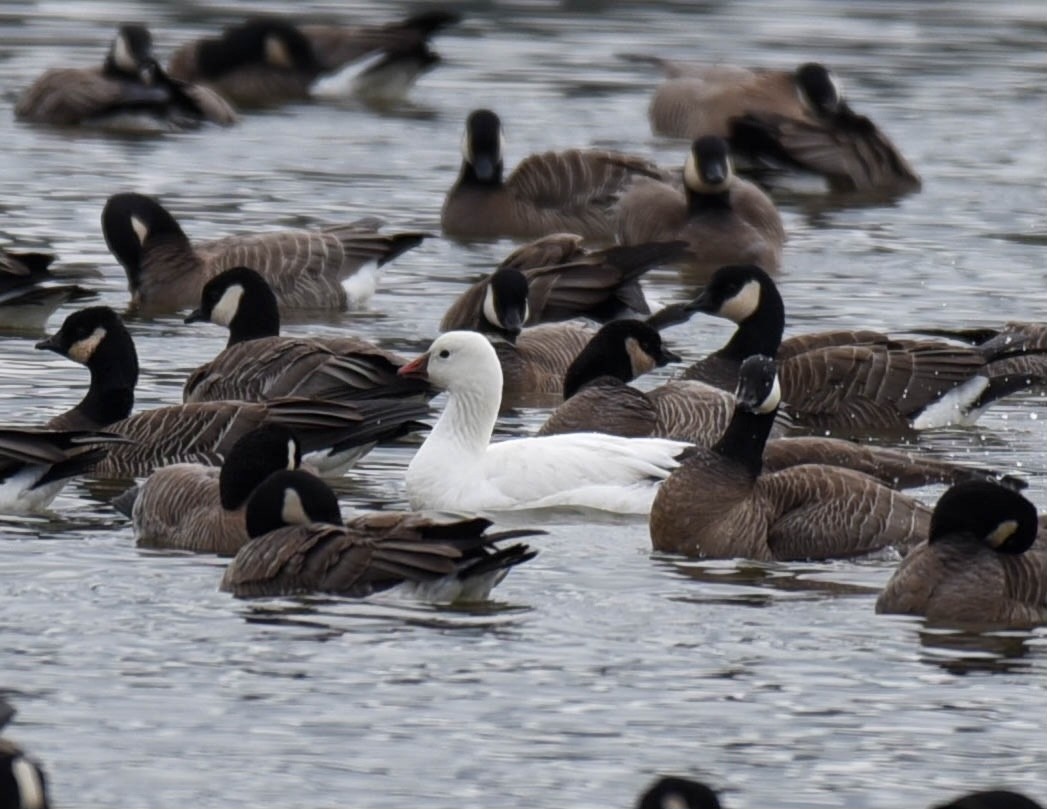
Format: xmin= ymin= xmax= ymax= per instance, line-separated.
xmin=0 ymin=248 xmax=95 ymax=332
xmin=101 ymin=192 xmax=428 ymax=314
xmin=0 ymin=700 xmax=50 ymax=809
xmin=876 ymin=481 xmax=1045 ymax=627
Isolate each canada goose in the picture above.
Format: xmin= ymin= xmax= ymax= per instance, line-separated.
xmin=876 ymin=481 xmax=1045 ymax=627
xmin=441 ymin=109 xmax=670 ymax=243
xmin=182 ymin=267 xmax=430 ymax=403
xmin=649 ymin=355 xmax=930 ymax=560
xmin=0 ymin=428 xmax=129 ymax=514
xmin=633 ymin=57 xmax=921 ymax=194
xmin=439 ymin=235 xmax=689 ymax=339
xmin=123 ymin=424 xmax=301 ymax=555
xmin=15 ymin=24 xmax=236 ymax=131
xmin=101 ymin=192 xmax=428 ymax=314
xmin=495 ymin=322 xmax=598 ymax=403
xmin=221 ymin=469 xmax=538 ymax=600
xmin=0 ymin=700 xmax=50 ymax=809
xmin=167 ymin=12 xmax=459 ymax=108
xmin=636 ymin=777 xmax=722 ymax=809
xmin=677 ymin=265 xmax=1042 ymax=436
xmin=35 ymin=306 xmax=428 ymax=479
xmin=397 ymin=331 xmax=690 ymax=514
xmin=0 ymin=248 xmax=95 ymax=332
xmin=540 ymin=321 xmax=1026 ymax=492
xmin=617 ymin=136 xmax=785 ymax=283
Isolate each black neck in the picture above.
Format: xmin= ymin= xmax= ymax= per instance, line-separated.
xmin=716 ymin=288 xmax=785 ymax=363
xmin=227 ymin=303 xmax=280 ymax=346
xmin=687 ymin=188 xmax=731 ymax=213
xmin=712 ymin=406 xmax=776 ymax=478
xmin=563 ymin=342 xmax=632 ymax=399
xmin=74 ymin=333 xmax=139 ymax=427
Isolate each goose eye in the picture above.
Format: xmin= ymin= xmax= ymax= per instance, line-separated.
xmin=438 ymin=349 xmax=450 ymax=359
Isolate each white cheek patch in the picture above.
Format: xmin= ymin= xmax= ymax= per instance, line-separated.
xmin=286 ymin=438 xmax=298 ymax=470
xmin=461 ymin=129 xmax=472 ymax=163
xmin=112 ymin=32 xmax=136 ymax=73
xmin=625 ymin=336 xmax=656 ymax=376
xmin=482 ymin=285 xmax=500 ymax=328
xmin=986 ymin=519 xmax=1018 ymax=548
xmin=265 ymin=35 xmax=292 ymax=68
xmin=280 ymin=488 xmax=309 ymax=525
xmin=753 ymin=374 xmax=781 ymax=414
xmin=683 ymin=151 xmax=701 ymax=191
xmin=67 ymin=326 xmax=107 ymax=364
xmin=660 ymin=794 xmax=690 ymax=809
xmin=11 ymin=757 xmax=46 ymax=809
xmin=718 ymin=279 xmax=761 ymax=322
xmin=210 ymin=284 xmax=244 ymax=327
xmin=131 ymin=215 xmax=149 ymax=245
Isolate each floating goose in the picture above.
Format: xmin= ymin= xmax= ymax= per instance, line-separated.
xmin=101 ymin=192 xmax=428 ymax=314
xmin=182 ymin=267 xmax=430 ymax=403
xmin=876 ymin=481 xmax=1045 ymax=627
xmin=0 ymin=699 xmax=50 ymax=809
xmin=0 ymin=248 xmax=95 ymax=333
xmin=650 ymin=355 xmax=930 ymax=560
xmin=397 ymin=330 xmax=690 ymax=514
xmin=221 ymin=469 xmax=538 ymax=600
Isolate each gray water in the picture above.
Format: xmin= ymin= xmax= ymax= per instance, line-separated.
xmin=1 ymin=1 xmax=1045 ymax=807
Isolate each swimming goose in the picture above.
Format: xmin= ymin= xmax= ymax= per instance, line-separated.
xmin=636 ymin=777 xmax=722 ymax=809
xmin=617 ymin=137 xmax=784 ymax=283
xmin=0 ymin=700 xmax=50 ymax=809
xmin=632 ymin=57 xmax=921 ymax=194
xmin=0 ymin=428 xmax=130 ymax=514
xmin=167 ymin=12 xmax=458 ymax=108
xmin=182 ymin=267 xmax=430 ymax=403
xmin=650 ymin=355 xmax=930 ymax=560
xmin=439 ymin=235 xmax=689 ymax=338
xmin=876 ymin=481 xmax=1046 ymax=627
xmin=0 ymin=248 xmax=95 ymax=332
xmin=101 ymin=192 xmax=428 ymax=314
xmin=540 ymin=321 xmax=1023 ymax=492
xmin=678 ymin=265 xmax=1041 ymax=436
xmin=15 ymin=24 xmax=236 ymax=131
xmin=35 ymin=306 xmax=428 ymax=479
xmin=397 ymin=330 xmax=690 ymax=514
xmin=221 ymin=469 xmax=538 ymax=600
xmin=441 ymin=109 xmax=670 ymax=243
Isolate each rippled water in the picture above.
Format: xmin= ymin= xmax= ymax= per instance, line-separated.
xmin=1 ymin=1 xmax=1045 ymax=807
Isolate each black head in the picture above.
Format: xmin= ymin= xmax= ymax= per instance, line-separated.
xmin=482 ymin=268 xmax=530 ymax=338
xmin=636 ymin=776 xmax=722 ymax=809
xmin=101 ymin=193 xmax=187 ymax=284
xmin=685 ymin=265 xmax=774 ymax=324
xmin=35 ymin=306 xmax=135 ymax=370
xmin=564 ymin=320 xmax=680 ymax=398
xmin=934 ymin=791 xmax=1046 ymax=809
xmin=795 ymin=62 xmax=842 ymax=116
xmin=735 ymin=354 xmax=780 ymax=414
xmin=196 ymin=18 xmax=320 ymax=79
xmin=219 ymin=425 xmax=302 ymax=510
xmin=463 ymin=109 xmax=504 ymax=182
xmin=683 ymin=136 xmax=734 ymax=193
xmin=103 ymin=24 xmax=155 ymax=79
xmin=185 ymin=266 xmax=280 ymax=343
xmin=929 ymin=482 xmax=1039 ymax=555
xmin=244 ymin=470 xmax=343 ymax=539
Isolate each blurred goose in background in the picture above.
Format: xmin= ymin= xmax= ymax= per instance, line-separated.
xmin=629 ymin=57 xmax=921 ymax=194
xmin=0 ymin=247 xmax=95 ymax=332
xmin=650 ymin=355 xmax=932 ymax=560
xmin=182 ymin=267 xmax=430 ymax=403
xmin=0 ymin=699 xmax=50 ymax=809
xmin=15 ymin=23 xmax=236 ymax=131
xmin=676 ymin=265 xmax=1045 ymax=437
xmin=441 ymin=109 xmax=670 ymax=243
xmin=541 ymin=321 xmax=1027 ymax=492
xmin=167 ymin=11 xmax=459 ymax=108
xmin=617 ymin=136 xmax=785 ymax=283
xmin=35 ymin=306 xmax=428 ymax=478
xmin=397 ymin=331 xmax=690 ymax=514
xmin=934 ymin=791 xmax=1046 ymax=809
xmin=635 ymin=777 xmax=722 ymax=809
xmin=876 ymin=481 xmax=1045 ymax=627
xmin=221 ymin=469 xmax=538 ymax=600
xmin=101 ymin=192 xmax=428 ymax=314
xmin=440 ymin=234 xmax=689 ymax=339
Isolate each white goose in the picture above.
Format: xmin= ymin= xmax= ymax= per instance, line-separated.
xmin=398 ymin=331 xmax=691 ymax=514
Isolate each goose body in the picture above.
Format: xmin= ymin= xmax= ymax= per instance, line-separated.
xmin=16 ymin=24 xmax=235 ymax=131
xmin=441 ymin=109 xmax=669 ymax=243
xmin=221 ymin=469 xmax=537 ymax=600
xmin=495 ymin=322 xmax=597 ymax=403
xmin=876 ymin=482 xmax=1046 ymax=627
xmin=0 ymin=248 xmax=95 ymax=332
xmin=617 ymin=137 xmax=784 ymax=283
xmin=101 ymin=193 xmax=427 ymax=314
xmin=399 ymin=331 xmax=690 ymax=514
xmin=650 ymin=355 xmax=931 ymax=560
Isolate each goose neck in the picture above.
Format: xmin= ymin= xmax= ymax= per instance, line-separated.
xmin=712 ymin=408 xmax=776 ymax=478
xmin=430 ymin=383 xmax=500 ymax=457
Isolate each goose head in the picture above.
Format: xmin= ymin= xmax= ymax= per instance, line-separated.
xmin=683 ymin=264 xmax=777 ymax=325
xmin=564 ymin=320 xmax=681 ymax=398
xmin=185 ymin=266 xmax=279 ymax=343
xmin=795 ymin=62 xmax=843 ymax=117
xmin=104 ymin=24 xmax=157 ymax=81
xmin=481 ymin=267 xmax=530 ymax=340
xmin=462 ymin=109 xmax=505 ymax=183
xmin=398 ymin=331 xmax=503 ymax=396
xmin=636 ymin=776 xmax=722 ymax=809
xmin=683 ymin=136 xmax=735 ymax=195
xmin=35 ymin=305 xmax=137 ymax=374
xmin=929 ymin=481 xmax=1038 ymax=554
xmin=219 ymin=425 xmax=302 ymax=511
xmin=101 ymin=193 xmax=188 ymax=281
xmin=735 ymin=354 xmax=780 ymax=415
xmin=196 ymin=17 xmax=320 ymax=79
xmin=244 ymin=469 xmax=342 ymax=539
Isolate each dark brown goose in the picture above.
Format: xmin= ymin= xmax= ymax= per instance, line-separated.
xmin=677 ymin=265 xmax=1040 ymax=437
xmin=182 ymin=267 xmax=430 ymax=403
xmin=167 ymin=12 xmax=458 ymax=108
xmin=439 ymin=234 xmax=688 ymax=339
xmin=540 ymin=321 xmax=1023 ymax=492
xmin=35 ymin=306 xmax=428 ymax=479
xmin=120 ymin=425 xmax=303 ymax=556
xmin=495 ymin=322 xmax=598 ymax=404
xmin=221 ymin=469 xmax=538 ymax=600
xmin=441 ymin=109 xmax=670 ymax=243
xmin=0 ymin=247 xmax=95 ymax=332
xmin=649 ymin=355 xmax=931 ymax=560
xmin=15 ymin=24 xmax=236 ymax=131
xmin=632 ymin=57 xmax=921 ymax=194
xmin=101 ymin=192 xmax=428 ymax=314
xmin=616 ymin=137 xmax=784 ymax=283
xmin=0 ymin=699 xmax=50 ymax=809
xmin=876 ymin=481 xmax=1046 ymax=627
